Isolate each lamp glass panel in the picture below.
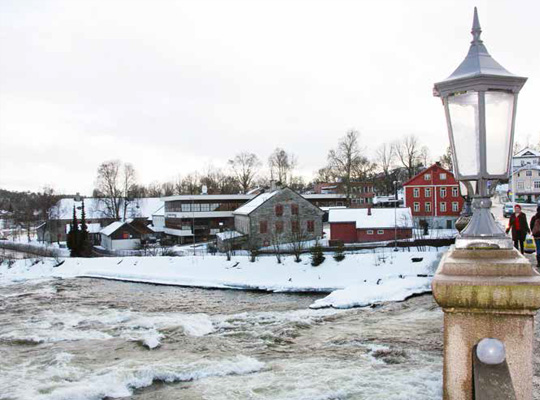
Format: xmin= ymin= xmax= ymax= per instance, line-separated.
xmin=485 ymin=91 xmax=514 ymax=176
xmin=448 ymin=91 xmax=480 ymax=177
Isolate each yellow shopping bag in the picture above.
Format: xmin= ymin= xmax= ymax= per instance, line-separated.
xmin=524 ymin=236 xmax=536 ymax=254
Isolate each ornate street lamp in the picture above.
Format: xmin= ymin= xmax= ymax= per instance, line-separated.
xmin=433 ymin=7 xmax=527 ymax=248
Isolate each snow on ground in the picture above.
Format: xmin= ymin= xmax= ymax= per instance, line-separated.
xmin=310 ymin=276 xmax=431 ymax=309
xmin=0 ymin=248 xmax=446 ymax=309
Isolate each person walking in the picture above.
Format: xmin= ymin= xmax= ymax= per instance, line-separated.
xmin=506 ymin=204 xmax=530 ymax=254
xmin=530 ymin=206 xmax=540 ymax=265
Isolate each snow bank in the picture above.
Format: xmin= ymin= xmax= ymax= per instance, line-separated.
xmin=310 ymin=276 xmax=432 ymax=309
xmin=0 ymin=248 xmax=445 ymax=308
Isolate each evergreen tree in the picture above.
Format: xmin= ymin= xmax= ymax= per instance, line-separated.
xmin=79 ymin=199 xmax=92 ymax=257
xmin=67 ymin=205 xmax=80 ymax=257
xmin=333 ymin=241 xmax=345 ymax=262
xmin=310 ymin=242 xmax=325 ymax=267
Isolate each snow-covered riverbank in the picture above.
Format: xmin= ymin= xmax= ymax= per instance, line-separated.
xmin=0 ymin=248 xmax=446 ymax=309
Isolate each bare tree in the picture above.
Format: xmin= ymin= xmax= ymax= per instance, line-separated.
xmin=419 ymin=145 xmax=431 ymax=168
xmin=352 ymin=156 xmax=376 ymax=181
xmin=288 ymin=217 xmax=307 ymax=263
xmin=228 ymin=152 xmax=261 ymax=193
xmin=393 ymin=134 xmax=421 ymax=179
xmin=36 ymin=186 xmax=61 ymax=243
xmin=95 ymin=160 xmax=122 ymax=219
xmin=268 ymin=148 xmax=297 ymax=185
xmin=376 ymin=143 xmax=395 ymax=195
xmin=94 ymin=160 xmax=137 ymax=220
xmin=315 ymin=166 xmax=335 ymax=183
xmin=327 ymin=130 xmax=362 ymax=202
xmin=181 ymin=173 xmax=201 ymax=194
xmin=271 ymin=231 xmax=285 ymax=264
xmin=439 ymin=146 xmax=453 ymax=171
xmin=121 ymin=163 xmax=137 ymax=221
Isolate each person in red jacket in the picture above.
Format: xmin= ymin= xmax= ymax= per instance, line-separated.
xmin=506 ymin=204 xmax=530 ymax=254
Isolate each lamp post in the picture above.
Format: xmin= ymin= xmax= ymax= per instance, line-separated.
xmin=431 ymin=8 xmax=540 ymax=400
xmin=393 ymin=180 xmax=399 ymax=251
xmin=433 ymin=7 xmax=527 ymax=249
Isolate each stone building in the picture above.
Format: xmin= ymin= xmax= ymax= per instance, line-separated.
xmin=230 ymin=187 xmax=325 ymax=249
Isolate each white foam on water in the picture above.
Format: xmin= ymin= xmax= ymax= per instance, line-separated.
xmin=196 ymin=356 xmax=442 ymax=400
xmin=13 ymin=355 xmax=265 ymax=400
xmin=0 ymin=308 xmax=215 ymax=346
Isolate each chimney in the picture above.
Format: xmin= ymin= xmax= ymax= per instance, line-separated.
xmin=270 ymin=180 xmax=276 ymax=191
xmin=367 ymin=206 xmax=372 ymax=216
xmin=201 ymin=185 xmax=208 ymax=195
xmin=74 ymin=192 xmax=82 ymax=202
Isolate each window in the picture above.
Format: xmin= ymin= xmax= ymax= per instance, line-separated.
xmin=359 ymin=198 xmax=365 ymax=204
xmin=367 ymin=230 xmax=374 ymax=235
xmin=452 ymin=202 xmax=459 ymax=212
xmin=275 ymin=204 xmax=283 ymax=216
xmin=122 ymin=232 xmax=129 ymax=239
xmin=181 ymin=225 xmax=191 ymax=230
xmin=275 ymin=221 xmax=283 ymax=233
xmin=440 ymin=173 xmax=447 ymax=180
xmin=291 ymin=204 xmax=299 ymax=215
xmin=291 ymin=221 xmax=299 ymax=233
xmin=192 ymin=203 xmax=201 ymax=212
xmin=425 ymin=188 xmax=431 ymax=197
xmin=201 ymin=203 xmax=210 ymax=212
xmin=424 ymin=173 xmax=431 ymax=180
xmin=377 ymin=230 xmax=384 ymax=235
xmin=534 ymin=181 xmax=540 ymax=189
xmin=425 ymin=202 xmax=432 ymax=212
xmin=413 ymin=188 xmax=420 ymax=198
xmin=440 ymin=202 xmax=447 ymax=212
xmin=452 ymin=187 xmax=459 ymax=197
xmin=440 ymin=187 xmax=447 ymax=198
xmin=259 ymin=221 xmax=268 ymax=234
xmin=518 ymin=182 xmax=524 ymax=190
xmin=526 ymin=170 xmax=533 ymax=176
xmin=307 ymin=220 xmax=315 ymax=232
xmin=414 ymin=202 xmax=420 ymax=212
xmin=181 ymin=204 xmax=190 ymax=212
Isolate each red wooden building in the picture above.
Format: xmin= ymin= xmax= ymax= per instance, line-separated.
xmin=403 ymin=163 xmax=464 ymax=229
xmin=329 ymin=207 xmax=413 ymax=244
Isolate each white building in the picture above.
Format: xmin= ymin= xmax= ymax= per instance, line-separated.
xmin=512 ymin=148 xmax=540 ymax=171
xmin=510 ymin=165 xmax=540 ymax=203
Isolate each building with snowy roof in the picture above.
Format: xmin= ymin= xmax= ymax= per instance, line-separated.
xmin=99 ymin=219 xmax=156 ymax=251
xmin=509 ymin=164 xmax=540 ymax=203
xmin=512 ymin=148 xmax=540 ymax=171
xmin=37 ymin=197 xmax=163 ymax=243
xmin=160 ymin=192 xmax=345 ymax=244
xmin=329 ymin=207 xmax=413 ymax=244
xmin=231 ymin=187 xmax=325 ymax=249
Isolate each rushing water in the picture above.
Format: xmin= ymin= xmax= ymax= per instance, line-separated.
xmin=0 ymin=277 xmax=449 ymax=399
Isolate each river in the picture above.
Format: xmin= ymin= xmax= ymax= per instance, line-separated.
xmin=0 ymin=277 xmax=538 ymax=399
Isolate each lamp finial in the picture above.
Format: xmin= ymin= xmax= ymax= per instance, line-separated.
xmin=471 ymin=7 xmax=482 ymax=44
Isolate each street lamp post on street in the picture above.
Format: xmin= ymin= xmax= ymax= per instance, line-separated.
xmin=431 ymin=8 xmax=540 ymax=400
xmin=393 ymin=180 xmax=399 ymax=251
xmin=433 ymin=7 xmax=527 ymax=249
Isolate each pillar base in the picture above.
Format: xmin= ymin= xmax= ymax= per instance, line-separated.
xmin=432 ymin=247 xmax=540 ymax=400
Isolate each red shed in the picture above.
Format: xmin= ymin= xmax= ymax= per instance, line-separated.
xmin=329 ymin=208 xmax=413 ymax=244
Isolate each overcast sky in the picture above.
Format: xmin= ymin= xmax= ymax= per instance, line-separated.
xmin=1 ymin=0 xmax=539 ymax=195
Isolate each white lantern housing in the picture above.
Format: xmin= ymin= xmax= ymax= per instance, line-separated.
xmin=433 ymin=8 xmax=527 ymax=247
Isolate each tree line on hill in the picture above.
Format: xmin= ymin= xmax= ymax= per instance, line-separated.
xmin=92 ymin=132 xmax=453 ymax=212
